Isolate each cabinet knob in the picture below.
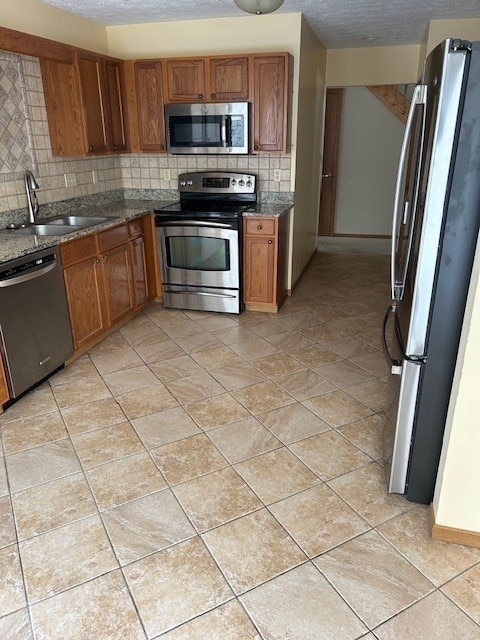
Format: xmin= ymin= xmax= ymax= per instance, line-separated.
xmin=103 ymin=255 xmax=107 ymax=260
xmin=211 ymin=93 xmax=216 ymax=99
xmin=257 ymin=225 xmax=262 ymax=230
xmin=198 ymin=93 xmax=204 ymax=99
xmin=254 ymin=145 xmax=259 ymax=151
xmin=268 ymin=240 xmax=273 ymax=244
xmin=160 ymin=145 xmax=165 ymax=150
xmin=88 ymin=145 xmax=94 ymax=152
xmin=134 ymin=226 xmax=140 ymax=231
xmin=94 ymin=258 xmax=100 ymax=265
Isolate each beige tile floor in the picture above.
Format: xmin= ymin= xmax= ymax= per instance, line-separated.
xmin=1 ymin=252 xmax=480 ymax=639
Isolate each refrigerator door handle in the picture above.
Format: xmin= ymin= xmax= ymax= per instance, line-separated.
xmin=391 ymin=84 xmax=428 ymax=301
xmin=382 ymin=305 xmax=402 ymax=374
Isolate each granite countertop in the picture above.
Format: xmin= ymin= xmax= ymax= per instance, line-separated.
xmin=0 ymin=199 xmax=175 ymax=266
xmin=243 ymin=203 xmax=293 ymax=217
xmin=0 ymin=198 xmax=293 ymax=265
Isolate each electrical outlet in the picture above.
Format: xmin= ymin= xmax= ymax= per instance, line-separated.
xmin=91 ymin=170 xmax=97 ymax=184
xmin=64 ymin=173 xmax=77 ymax=188
xmin=273 ymin=169 xmax=282 ymax=182
xmin=163 ymin=169 xmax=171 ymax=181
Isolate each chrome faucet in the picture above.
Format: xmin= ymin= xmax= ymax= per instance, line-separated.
xmin=25 ymin=170 xmax=40 ymax=224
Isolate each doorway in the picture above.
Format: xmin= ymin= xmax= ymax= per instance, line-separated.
xmin=318 ymin=88 xmax=343 ymax=236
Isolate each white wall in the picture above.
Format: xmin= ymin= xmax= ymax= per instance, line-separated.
xmin=291 ymin=17 xmax=327 ymax=284
xmin=433 ymin=236 xmax=480 ymax=533
xmin=334 ymin=87 xmax=404 ymax=236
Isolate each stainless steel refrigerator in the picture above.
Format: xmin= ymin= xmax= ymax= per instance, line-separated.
xmin=383 ymin=39 xmax=480 ymax=504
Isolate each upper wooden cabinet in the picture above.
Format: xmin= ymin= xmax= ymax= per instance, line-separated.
xmin=135 ymin=61 xmax=166 ymax=152
xmin=165 ymin=58 xmax=206 ymax=102
xmin=41 ymin=50 xmax=129 ymax=156
xmin=164 ymin=55 xmax=249 ymax=103
xmin=252 ymin=53 xmax=289 ymax=153
xmin=209 ymin=57 xmax=249 ymax=101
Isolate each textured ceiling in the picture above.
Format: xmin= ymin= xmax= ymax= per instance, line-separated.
xmin=40 ymin=0 xmax=480 ymax=48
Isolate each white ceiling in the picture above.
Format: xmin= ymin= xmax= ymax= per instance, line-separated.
xmin=40 ymin=0 xmax=480 ymax=48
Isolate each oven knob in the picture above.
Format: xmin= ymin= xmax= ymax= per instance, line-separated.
xmin=246 ymin=180 xmax=252 ymax=187
xmin=231 ymin=179 xmax=237 ymax=185
xmin=187 ymin=180 xmax=194 ymax=186
xmin=238 ymin=179 xmax=245 ymax=186
xmin=180 ymin=180 xmax=186 ymax=186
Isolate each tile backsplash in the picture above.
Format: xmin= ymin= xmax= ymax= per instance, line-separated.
xmin=0 ymin=53 xmax=292 ymax=221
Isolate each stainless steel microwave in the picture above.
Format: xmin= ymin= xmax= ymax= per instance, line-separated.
xmin=165 ymin=102 xmax=249 ymax=155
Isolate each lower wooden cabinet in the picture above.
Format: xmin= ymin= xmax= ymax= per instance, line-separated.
xmin=243 ymin=214 xmax=289 ymax=312
xmin=60 ymin=215 xmax=153 ymax=354
xmin=0 ymin=355 xmax=9 ymax=407
xmin=62 ymin=256 xmax=106 ymax=351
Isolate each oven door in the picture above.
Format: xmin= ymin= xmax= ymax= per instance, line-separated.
xmin=157 ymin=222 xmax=240 ymax=289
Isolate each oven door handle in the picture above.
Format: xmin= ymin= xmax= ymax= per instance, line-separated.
xmin=157 ymin=220 xmax=234 ymax=229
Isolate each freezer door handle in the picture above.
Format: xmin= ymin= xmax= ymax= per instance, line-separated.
xmin=382 ymin=305 xmax=402 ymax=374
xmin=391 ymin=84 xmax=427 ymax=300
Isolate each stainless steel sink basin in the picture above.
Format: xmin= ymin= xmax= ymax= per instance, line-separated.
xmin=12 ymin=224 xmax=80 ymax=236
xmin=44 ymin=215 xmax=118 ymax=228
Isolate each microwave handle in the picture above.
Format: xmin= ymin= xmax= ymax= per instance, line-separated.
xmin=221 ymin=115 xmax=228 ymax=147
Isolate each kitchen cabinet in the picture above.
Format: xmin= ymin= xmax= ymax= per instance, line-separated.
xmin=0 ymin=354 xmax=9 ymax=407
xmin=135 ymin=60 xmax=166 ymax=152
xmin=243 ymin=214 xmax=289 ymax=312
xmin=128 ymin=218 xmax=149 ymax=307
xmin=61 ymin=235 xmax=106 ymax=351
xmin=41 ymin=50 xmax=129 ymax=156
xmin=209 ymin=56 xmax=249 ymax=101
xmin=252 ymin=53 xmax=289 ymax=153
xmin=60 ymin=221 xmax=148 ymax=353
xmin=164 ymin=58 xmax=206 ymax=102
xmin=164 ymin=55 xmax=249 ymax=103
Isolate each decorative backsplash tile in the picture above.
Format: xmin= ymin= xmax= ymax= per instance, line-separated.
xmin=0 ymin=51 xmax=36 ymax=175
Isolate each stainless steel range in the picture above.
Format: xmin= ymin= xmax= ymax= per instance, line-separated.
xmin=155 ymin=172 xmax=256 ymax=314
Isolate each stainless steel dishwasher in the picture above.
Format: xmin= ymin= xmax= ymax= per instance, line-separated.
xmin=0 ymin=247 xmax=73 ymax=399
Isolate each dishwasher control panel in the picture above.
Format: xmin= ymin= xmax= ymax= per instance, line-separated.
xmin=0 ymin=253 xmax=55 ymax=282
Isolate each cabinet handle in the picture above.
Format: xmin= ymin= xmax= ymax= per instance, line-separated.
xmin=211 ymin=93 xmax=216 ymax=98
xmin=198 ymin=93 xmax=204 ymax=99
xmin=257 ymin=225 xmax=262 ymax=230
xmin=268 ymin=240 xmax=273 ymax=244
xmin=254 ymin=144 xmax=259 ymax=151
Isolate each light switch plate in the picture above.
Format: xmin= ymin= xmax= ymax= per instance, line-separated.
xmin=64 ymin=173 xmax=77 ymax=188
xmin=273 ymin=169 xmax=281 ymax=182
xmin=163 ymin=169 xmax=171 ymax=180
xmin=91 ymin=170 xmax=97 ymax=184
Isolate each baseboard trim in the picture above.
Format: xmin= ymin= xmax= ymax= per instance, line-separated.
xmin=289 ymin=248 xmax=317 ymax=295
xmin=429 ymin=504 xmax=480 ymax=548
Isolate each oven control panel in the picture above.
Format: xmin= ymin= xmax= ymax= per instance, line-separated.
xmin=178 ymin=172 xmax=256 ymax=195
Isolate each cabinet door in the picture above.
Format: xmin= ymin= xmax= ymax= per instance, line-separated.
xmin=76 ymin=51 xmax=109 ymax=153
xmin=102 ymin=244 xmax=135 ymax=325
xmin=104 ymin=59 xmax=128 ymax=152
xmin=244 ymin=235 xmax=276 ymax=304
xmin=209 ymin=57 xmax=249 ymax=101
xmin=165 ymin=59 xmax=206 ymax=102
xmin=135 ymin=61 xmax=166 ymax=152
xmin=63 ymin=258 xmax=106 ymax=351
xmin=0 ymin=355 xmax=9 ymax=406
xmin=252 ymin=54 xmax=287 ymax=153
xmin=130 ymin=236 xmax=149 ymax=307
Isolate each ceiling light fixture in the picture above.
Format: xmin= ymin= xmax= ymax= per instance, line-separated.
xmin=234 ymin=0 xmax=285 ymax=15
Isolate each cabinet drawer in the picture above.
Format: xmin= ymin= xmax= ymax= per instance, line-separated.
xmin=60 ymin=234 xmax=97 ymax=267
xmin=128 ymin=218 xmax=146 ymax=239
xmin=245 ymin=218 xmax=276 ymax=236
xmin=98 ymin=224 xmax=128 ymax=252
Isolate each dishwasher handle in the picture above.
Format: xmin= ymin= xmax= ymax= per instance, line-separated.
xmin=0 ymin=260 xmax=57 ymax=288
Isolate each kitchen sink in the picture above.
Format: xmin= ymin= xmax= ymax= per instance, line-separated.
xmin=43 ymin=215 xmax=118 ymax=228
xmin=12 ymin=224 xmax=80 ymax=236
